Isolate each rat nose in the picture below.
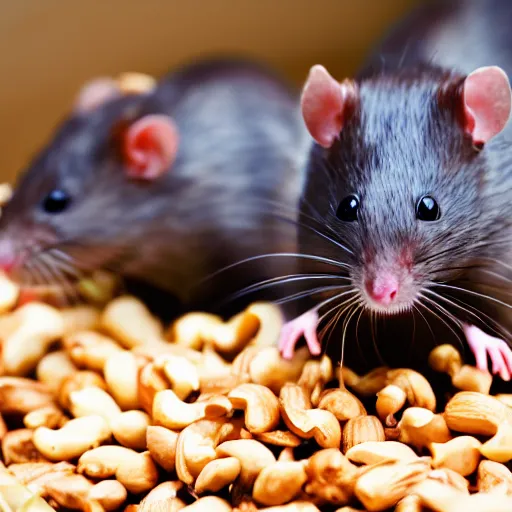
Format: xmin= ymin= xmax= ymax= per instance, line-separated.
xmin=365 ymin=274 xmax=399 ymax=306
xmin=0 ymin=239 xmax=17 ymax=274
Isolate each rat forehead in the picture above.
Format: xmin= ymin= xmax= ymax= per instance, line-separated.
xmin=346 ymin=78 xmax=456 ymax=172
xmin=65 ymin=100 xmax=140 ymax=153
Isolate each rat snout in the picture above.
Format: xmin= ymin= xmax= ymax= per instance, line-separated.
xmin=364 ymin=273 xmax=399 ymax=307
xmin=0 ymin=238 xmax=17 ymax=274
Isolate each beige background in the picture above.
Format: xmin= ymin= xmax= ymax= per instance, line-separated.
xmin=0 ymin=0 xmax=418 ymax=183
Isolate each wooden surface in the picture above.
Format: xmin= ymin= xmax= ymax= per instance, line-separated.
xmin=0 ymin=0 xmax=417 ymax=183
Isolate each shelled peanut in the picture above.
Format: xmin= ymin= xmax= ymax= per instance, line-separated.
xmin=0 ymin=278 xmax=510 ymax=511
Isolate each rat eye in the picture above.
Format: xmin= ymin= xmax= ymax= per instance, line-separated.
xmin=336 ymin=194 xmax=359 ymax=222
xmin=416 ymin=195 xmax=440 ymax=221
xmin=42 ymin=189 xmax=71 ymax=214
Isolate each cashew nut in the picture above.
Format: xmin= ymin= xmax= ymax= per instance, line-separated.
xmin=228 ymin=383 xmax=280 ymax=434
xmin=100 ymin=295 xmax=163 ymax=348
xmin=78 ymin=445 xmax=158 ymax=494
xmin=1 ymin=302 xmax=64 ymax=376
xmin=33 ymin=415 xmax=111 ymax=461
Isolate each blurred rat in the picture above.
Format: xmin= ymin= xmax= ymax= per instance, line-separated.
xmin=275 ymin=0 xmax=512 ymax=380
xmin=0 ymin=57 xmax=308 ymax=317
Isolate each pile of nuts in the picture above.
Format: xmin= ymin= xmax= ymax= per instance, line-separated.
xmin=0 ymin=239 xmax=510 ymax=509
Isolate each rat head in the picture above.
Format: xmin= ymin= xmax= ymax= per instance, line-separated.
xmin=0 ymin=77 xmax=180 ymax=289
xmin=299 ymin=64 xmax=511 ymax=314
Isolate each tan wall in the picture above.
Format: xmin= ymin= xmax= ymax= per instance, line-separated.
xmin=0 ymin=0 xmax=417 ymax=183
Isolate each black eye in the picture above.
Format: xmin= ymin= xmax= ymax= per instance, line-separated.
xmin=42 ymin=189 xmax=71 ymax=214
xmin=336 ymin=194 xmax=360 ymax=222
xmin=416 ymin=195 xmax=440 ymax=221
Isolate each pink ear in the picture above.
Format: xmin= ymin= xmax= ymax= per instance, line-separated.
xmin=123 ymin=114 xmax=179 ymax=180
xmin=300 ymin=65 xmax=356 ymax=148
xmin=462 ymin=66 xmax=512 ymax=145
xmin=74 ymin=77 xmax=122 ymax=113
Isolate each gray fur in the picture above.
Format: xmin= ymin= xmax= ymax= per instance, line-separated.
xmin=299 ymin=0 xmax=512 ymax=370
xmin=0 ymin=57 xmax=309 ymax=311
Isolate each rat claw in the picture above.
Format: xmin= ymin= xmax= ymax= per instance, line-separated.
xmin=463 ymin=323 xmax=512 ymax=381
xmin=278 ymin=309 xmax=321 ymax=360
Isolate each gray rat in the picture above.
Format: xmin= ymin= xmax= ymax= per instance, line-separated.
xmin=275 ymin=0 xmax=512 ymax=381
xmin=0 ymin=57 xmax=308 ymax=317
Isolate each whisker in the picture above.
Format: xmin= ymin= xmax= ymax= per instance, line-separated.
xmin=418 ymin=294 xmax=465 ymax=352
xmin=274 ymin=284 xmax=350 ymax=306
xmin=198 ymin=252 xmax=352 ymax=285
xmin=424 ymin=288 xmax=510 ymax=340
xmin=433 ymin=283 xmax=512 ymax=310
xmin=219 ymin=273 xmax=351 ymax=306
xmin=340 ymin=303 xmax=362 ymax=369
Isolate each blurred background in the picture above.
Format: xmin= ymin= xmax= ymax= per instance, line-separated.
xmin=0 ymin=0 xmax=418 ymax=183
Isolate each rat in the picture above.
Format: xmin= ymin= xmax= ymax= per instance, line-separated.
xmin=0 ymin=57 xmax=308 ymax=318
xmin=275 ymin=0 xmax=512 ymax=380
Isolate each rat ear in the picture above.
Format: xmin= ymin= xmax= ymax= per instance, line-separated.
xmin=123 ymin=114 xmax=179 ymax=180
xmin=300 ymin=65 xmax=357 ymax=148
xmin=73 ymin=77 xmax=122 ymax=113
xmin=461 ymin=66 xmax=512 ymax=145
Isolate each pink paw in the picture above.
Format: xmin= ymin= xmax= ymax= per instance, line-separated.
xmin=278 ymin=310 xmax=322 ymax=360
xmin=463 ymin=323 xmax=512 ymax=381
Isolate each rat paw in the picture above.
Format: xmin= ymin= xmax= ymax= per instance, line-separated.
xmin=463 ymin=323 xmax=512 ymax=381
xmin=278 ymin=309 xmax=321 ymax=360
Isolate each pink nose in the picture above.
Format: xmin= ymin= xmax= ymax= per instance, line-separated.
xmin=0 ymin=241 xmax=17 ymax=275
xmin=365 ymin=274 xmax=399 ymax=306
